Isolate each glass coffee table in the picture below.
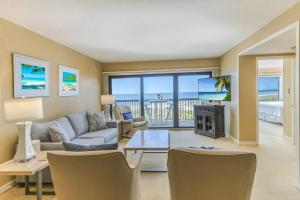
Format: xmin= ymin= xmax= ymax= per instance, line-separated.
xmin=124 ymin=130 xmax=170 ymax=172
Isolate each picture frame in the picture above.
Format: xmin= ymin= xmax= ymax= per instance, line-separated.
xmin=59 ymin=65 xmax=80 ymax=96
xmin=13 ymin=53 xmax=50 ymax=98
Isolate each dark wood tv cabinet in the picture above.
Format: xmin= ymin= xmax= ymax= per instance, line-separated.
xmin=194 ymin=105 xmax=225 ymax=138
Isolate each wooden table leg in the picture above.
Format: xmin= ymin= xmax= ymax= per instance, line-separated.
xmin=36 ymin=170 xmax=42 ymax=200
xmin=25 ymin=176 xmax=30 ymax=195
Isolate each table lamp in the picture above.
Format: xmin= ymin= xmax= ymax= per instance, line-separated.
xmin=101 ymin=95 xmax=115 ymax=120
xmin=4 ymin=98 xmax=44 ymax=162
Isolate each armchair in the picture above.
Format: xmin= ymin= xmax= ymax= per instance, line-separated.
xmin=113 ymin=105 xmax=148 ymax=138
xmin=48 ymin=150 xmax=143 ymax=200
xmin=168 ymin=148 xmax=257 ymax=200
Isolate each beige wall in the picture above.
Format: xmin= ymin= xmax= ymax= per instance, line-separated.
xmin=102 ymin=58 xmax=219 ymax=72
xmin=102 ymin=58 xmax=220 ymax=94
xmin=220 ymin=2 xmax=300 ymax=140
xmin=283 ymin=57 xmax=295 ymax=137
xmin=258 ymin=67 xmax=283 ymax=75
xmin=0 ymin=18 xmax=102 ymax=187
xmin=239 ymin=56 xmax=258 ymax=141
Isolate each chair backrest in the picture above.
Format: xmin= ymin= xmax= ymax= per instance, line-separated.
xmin=113 ymin=106 xmax=123 ymax=120
xmin=119 ymin=105 xmax=132 ymax=113
xmin=168 ymin=148 xmax=257 ymax=200
xmin=48 ymin=151 xmax=140 ymax=200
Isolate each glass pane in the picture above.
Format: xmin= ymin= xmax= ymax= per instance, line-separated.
xmin=178 ymin=74 xmax=210 ymax=127
xmin=258 ymin=76 xmax=280 ymax=101
xmin=143 ymin=76 xmax=173 ymax=127
xmin=111 ymin=77 xmax=141 ymax=117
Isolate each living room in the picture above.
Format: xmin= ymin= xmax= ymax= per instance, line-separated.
xmin=0 ymin=1 xmax=300 ymax=200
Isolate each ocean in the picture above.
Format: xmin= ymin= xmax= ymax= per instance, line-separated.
xmin=258 ymin=90 xmax=278 ymax=96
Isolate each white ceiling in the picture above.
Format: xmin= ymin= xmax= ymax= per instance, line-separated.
xmin=258 ymin=59 xmax=284 ymax=69
xmin=243 ymin=27 xmax=296 ymax=55
xmin=0 ymin=0 xmax=299 ymax=63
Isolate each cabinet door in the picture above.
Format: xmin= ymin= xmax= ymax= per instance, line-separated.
xmin=196 ymin=114 xmax=204 ymax=131
xmin=204 ymin=113 xmax=215 ymax=133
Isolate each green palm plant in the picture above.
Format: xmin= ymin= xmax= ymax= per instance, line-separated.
xmin=214 ymin=76 xmax=231 ymax=101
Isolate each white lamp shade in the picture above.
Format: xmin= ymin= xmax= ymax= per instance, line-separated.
xmin=4 ymin=98 xmax=44 ymax=122
xmin=101 ymin=95 xmax=115 ymax=105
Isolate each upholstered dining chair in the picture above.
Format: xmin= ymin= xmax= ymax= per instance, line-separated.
xmin=48 ymin=150 xmax=143 ymax=200
xmin=168 ymin=148 xmax=257 ymax=200
xmin=113 ymin=105 xmax=148 ymax=138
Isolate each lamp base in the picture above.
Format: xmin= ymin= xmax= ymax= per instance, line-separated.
xmin=14 ymin=121 xmax=36 ymax=162
xmin=104 ymin=105 xmax=112 ymax=121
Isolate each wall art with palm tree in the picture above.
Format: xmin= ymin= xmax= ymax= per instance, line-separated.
xmin=13 ymin=53 xmax=49 ymax=97
xmin=198 ymin=76 xmax=231 ymax=101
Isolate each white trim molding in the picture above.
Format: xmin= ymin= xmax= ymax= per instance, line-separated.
xmin=229 ymin=136 xmax=258 ymax=145
xmin=229 ymin=135 xmax=239 ymax=144
xmin=102 ymin=67 xmax=220 ymax=75
xmin=0 ymin=179 xmax=16 ymax=194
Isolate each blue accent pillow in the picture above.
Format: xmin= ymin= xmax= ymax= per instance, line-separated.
xmin=122 ymin=112 xmax=133 ymax=120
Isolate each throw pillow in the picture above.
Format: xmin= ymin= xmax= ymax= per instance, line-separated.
xmin=63 ymin=142 xmax=118 ymax=151
xmin=48 ymin=122 xmax=70 ymax=142
xmin=122 ymin=112 xmax=133 ymax=120
xmin=87 ymin=111 xmax=107 ymax=132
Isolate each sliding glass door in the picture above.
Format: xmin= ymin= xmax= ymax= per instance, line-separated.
xmin=143 ymin=76 xmax=174 ymax=127
xmin=109 ymin=72 xmax=211 ymax=128
xmin=178 ymin=74 xmax=211 ymax=127
xmin=110 ymin=77 xmax=141 ymax=117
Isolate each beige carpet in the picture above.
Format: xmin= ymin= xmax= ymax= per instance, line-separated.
xmin=0 ymin=128 xmax=299 ymax=200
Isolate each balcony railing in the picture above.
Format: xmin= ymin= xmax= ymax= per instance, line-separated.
xmin=115 ymin=98 xmax=206 ymax=127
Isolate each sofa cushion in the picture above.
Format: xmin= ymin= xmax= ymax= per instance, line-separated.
xmin=31 ymin=121 xmax=54 ymax=142
xmin=78 ymin=128 xmax=118 ymax=142
xmin=63 ymin=142 xmax=118 ymax=151
xmin=69 ymin=138 xmax=105 ymax=146
xmin=48 ymin=122 xmax=70 ymax=142
xmin=67 ymin=111 xmax=89 ymax=136
xmin=55 ymin=117 xmax=76 ymax=140
xmin=87 ymin=111 xmax=107 ymax=132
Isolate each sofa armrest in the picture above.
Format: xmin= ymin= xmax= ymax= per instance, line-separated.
xmin=106 ymin=121 xmax=118 ymax=128
xmin=134 ymin=116 xmax=145 ymax=122
xmin=127 ymin=150 xmax=143 ymax=169
xmin=41 ymin=142 xmax=64 ymax=151
xmin=122 ymin=119 xmax=134 ymax=125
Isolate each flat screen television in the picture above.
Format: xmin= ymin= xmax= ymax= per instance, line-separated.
xmin=198 ymin=76 xmax=231 ymax=101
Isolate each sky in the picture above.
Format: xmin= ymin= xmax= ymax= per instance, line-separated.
xmin=258 ymin=76 xmax=279 ymax=91
xmin=111 ymin=75 xmax=210 ymax=95
xmin=198 ymin=77 xmax=222 ymax=92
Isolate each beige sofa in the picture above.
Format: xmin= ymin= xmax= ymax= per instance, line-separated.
xmin=17 ymin=110 xmax=120 ymax=184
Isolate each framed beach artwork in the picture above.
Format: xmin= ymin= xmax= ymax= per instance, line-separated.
xmin=59 ymin=65 xmax=79 ymax=96
xmin=13 ymin=53 xmax=50 ymax=97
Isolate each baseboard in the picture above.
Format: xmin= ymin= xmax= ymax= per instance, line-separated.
xmin=0 ymin=179 xmax=16 ymax=194
xmin=238 ymin=141 xmax=258 ymax=145
xmin=283 ymin=135 xmax=292 ymax=142
xmin=229 ymin=135 xmax=239 ymax=144
xmin=229 ymin=136 xmax=258 ymax=145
